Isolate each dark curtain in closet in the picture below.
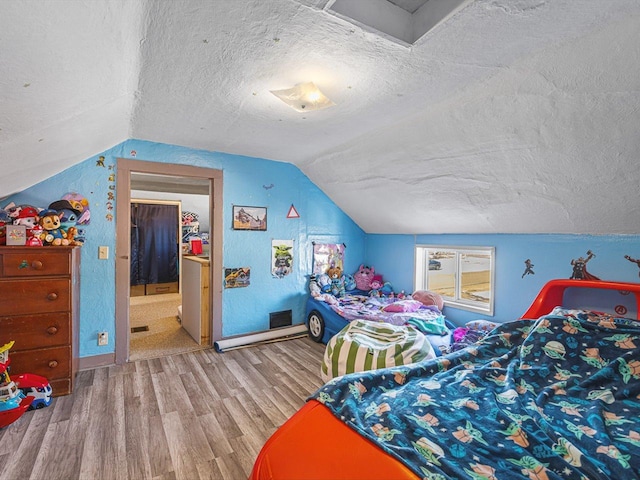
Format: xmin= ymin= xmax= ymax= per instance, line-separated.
xmin=130 ymin=203 xmax=179 ymax=286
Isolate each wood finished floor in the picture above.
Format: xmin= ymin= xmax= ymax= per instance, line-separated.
xmin=0 ymin=337 xmax=326 ymax=480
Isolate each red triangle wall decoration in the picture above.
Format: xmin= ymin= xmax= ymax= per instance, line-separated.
xmin=287 ymin=204 xmax=300 ymax=219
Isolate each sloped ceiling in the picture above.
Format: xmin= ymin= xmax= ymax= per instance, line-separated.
xmin=1 ymin=0 xmax=639 ymax=234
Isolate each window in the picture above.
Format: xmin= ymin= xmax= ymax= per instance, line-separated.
xmin=415 ymin=245 xmax=495 ymax=315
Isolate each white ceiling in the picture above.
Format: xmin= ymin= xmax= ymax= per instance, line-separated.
xmin=1 ymin=0 xmax=639 ymax=234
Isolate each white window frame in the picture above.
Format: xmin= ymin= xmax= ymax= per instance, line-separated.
xmin=414 ymin=245 xmax=495 ymax=315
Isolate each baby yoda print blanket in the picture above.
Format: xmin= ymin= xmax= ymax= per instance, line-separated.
xmin=312 ymin=311 xmax=640 ymax=479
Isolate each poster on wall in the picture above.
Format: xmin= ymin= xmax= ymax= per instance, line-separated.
xmin=224 ymin=267 xmax=250 ymax=288
xmin=272 ymin=240 xmax=293 ymax=278
xmin=232 ymin=205 xmax=267 ymax=231
xmin=312 ymin=243 xmax=344 ymax=275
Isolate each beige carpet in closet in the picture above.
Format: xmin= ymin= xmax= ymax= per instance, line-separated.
xmin=129 ymin=292 xmax=208 ymax=361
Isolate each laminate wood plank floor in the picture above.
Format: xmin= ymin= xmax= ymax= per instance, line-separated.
xmin=0 ymin=337 xmax=326 ymax=480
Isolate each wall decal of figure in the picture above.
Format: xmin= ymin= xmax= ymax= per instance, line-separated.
xmin=624 ymin=255 xmax=640 ymax=278
xmin=570 ymin=250 xmax=599 ymax=280
xmin=522 ymin=259 xmax=535 ymax=278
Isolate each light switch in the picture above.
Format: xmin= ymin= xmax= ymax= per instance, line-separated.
xmin=98 ymin=246 xmax=109 ymax=259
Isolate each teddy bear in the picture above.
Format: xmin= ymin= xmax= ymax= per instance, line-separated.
xmin=326 ymin=265 xmax=345 ymax=298
xmin=354 ymin=264 xmax=375 ymax=291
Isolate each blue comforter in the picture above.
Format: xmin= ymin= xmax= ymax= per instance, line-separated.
xmin=311 ymin=311 xmax=640 ymax=479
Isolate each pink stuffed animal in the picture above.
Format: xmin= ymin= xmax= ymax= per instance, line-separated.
xmin=354 ymin=264 xmax=375 ymax=291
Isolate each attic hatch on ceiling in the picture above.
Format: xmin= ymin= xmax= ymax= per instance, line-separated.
xmin=316 ymin=0 xmax=473 ymax=46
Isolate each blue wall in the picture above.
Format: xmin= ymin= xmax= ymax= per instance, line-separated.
xmin=366 ymin=233 xmax=640 ymax=326
xmin=6 ymin=138 xmax=640 ymax=359
xmin=4 ymin=139 xmax=366 ymax=358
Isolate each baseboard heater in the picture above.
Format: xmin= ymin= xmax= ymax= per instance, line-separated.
xmin=213 ymin=324 xmax=308 ymax=352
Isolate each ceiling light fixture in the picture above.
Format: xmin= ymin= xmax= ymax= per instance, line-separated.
xmin=270 ymin=82 xmax=335 ymax=112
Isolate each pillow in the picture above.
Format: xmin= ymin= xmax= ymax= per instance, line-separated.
xmin=412 ymin=290 xmax=444 ymax=311
xmin=382 ymin=299 xmax=423 ymax=313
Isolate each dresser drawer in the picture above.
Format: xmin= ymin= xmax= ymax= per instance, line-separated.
xmin=10 ymin=346 xmax=71 ymax=381
xmin=0 ymin=312 xmax=71 ymax=350
xmin=1 ymin=250 xmax=71 ymax=278
xmin=0 ymin=279 xmax=70 ymax=315
xmin=49 ymin=378 xmax=71 ymax=397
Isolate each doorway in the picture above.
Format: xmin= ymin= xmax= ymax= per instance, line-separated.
xmin=115 ymin=159 xmax=223 ymax=364
xmin=128 ymin=198 xmax=185 ymax=361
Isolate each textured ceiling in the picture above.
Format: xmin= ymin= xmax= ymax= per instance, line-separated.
xmin=1 ymin=0 xmax=639 ymax=234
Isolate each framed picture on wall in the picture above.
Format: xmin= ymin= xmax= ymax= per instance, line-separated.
xmin=232 ymin=205 xmax=267 ymax=231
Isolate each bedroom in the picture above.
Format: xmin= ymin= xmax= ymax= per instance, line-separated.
xmin=1 ymin=0 xmax=640 ymax=478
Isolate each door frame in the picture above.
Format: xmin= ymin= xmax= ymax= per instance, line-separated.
xmin=115 ymin=158 xmax=223 ymax=364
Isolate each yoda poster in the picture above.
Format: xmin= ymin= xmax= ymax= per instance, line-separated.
xmin=272 ymin=240 xmax=293 ymax=278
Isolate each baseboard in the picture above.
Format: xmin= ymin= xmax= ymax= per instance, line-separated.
xmin=214 ymin=324 xmax=308 ymax=352
xmin=79 ymin=353 xmax=115 ymax=370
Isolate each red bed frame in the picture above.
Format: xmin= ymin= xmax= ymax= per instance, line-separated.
xmin=250 ymin=279 xmax=640 ymax=480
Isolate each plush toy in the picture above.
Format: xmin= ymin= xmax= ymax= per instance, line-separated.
xmin=26 ymin=225 xmax=44 ymax=246
xmin=327 ymin=265 xmax=345 ymax=298
xmin=0 ymin=209 xmax=10 ymax=246
xmin=10 ymin=205 xmax=40 ymax=231
xmin=308 ymin=275 xmax=321 ymax=297
xmin=380 ymin=282 xmax=394 ymax=296
xmin=48 ymin=200 xmax=82 ymax=232
xmin=343 ymin=274 xmax=356 ymax=291
xmin=369 ymin=279 xmax=382 ymax=297
xmin=65 ymin=226 xmax=84 ymax=246
xmin=316 ymin=273 xmax=331 ymax=293
xmin=62 ymin=193 xmax=90 ymax=225
xmin=38 ymin=209 xmax=69 ymax=246
xmin=354 ymin=264 xmax=375 ymax=291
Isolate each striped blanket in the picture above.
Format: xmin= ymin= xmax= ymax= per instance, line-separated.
xmin=321 ymin=319 xmax=435 ymax=382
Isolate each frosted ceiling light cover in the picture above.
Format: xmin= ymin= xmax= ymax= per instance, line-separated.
xmin=270 ymin=82 xmax=335 ymax=112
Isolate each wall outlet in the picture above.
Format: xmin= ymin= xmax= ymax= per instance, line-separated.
xmin=98 ymin=332 xmax=108 ymax=346
xmin=98 ymin=246 xmax=109 ymax=260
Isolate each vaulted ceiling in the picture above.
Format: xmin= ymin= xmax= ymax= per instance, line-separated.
xmin=2 ymin=0 xmax=639 ymax=234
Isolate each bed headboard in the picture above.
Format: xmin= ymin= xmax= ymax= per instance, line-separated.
xmin=521 ymin=279 xmax=640 ymax=320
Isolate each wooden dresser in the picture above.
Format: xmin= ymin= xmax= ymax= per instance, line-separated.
xmin=0 ymin=246 xmax=80 ymax=396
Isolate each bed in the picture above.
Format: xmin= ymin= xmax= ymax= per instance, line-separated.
xmin=305 ymin=292 xmax=453 ymax=355
xmin=251 ymin=279 xmax=640 ymax=480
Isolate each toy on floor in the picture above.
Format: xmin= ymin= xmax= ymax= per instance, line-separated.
xmin=14 ymin=373 xmax=52 ymax=410
xmin=0 ymin=341 xmax=52 ymax=428
xmin=0 ymin=341 xmax=34 ymax=428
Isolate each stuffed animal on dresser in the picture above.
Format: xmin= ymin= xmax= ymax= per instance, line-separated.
xmin=38 ymin=209 xmax=69 ymax=246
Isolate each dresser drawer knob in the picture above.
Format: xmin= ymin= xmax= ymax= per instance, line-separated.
xmin=46 ymin=326 xmax=58 ymax=335
xmin=31 ymin=260 xmax=44 ymax=270
xmin=47 ymin=292 xmax=58 ymax=301
xmin=48 ymin=360 xmax=58 ymax=368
